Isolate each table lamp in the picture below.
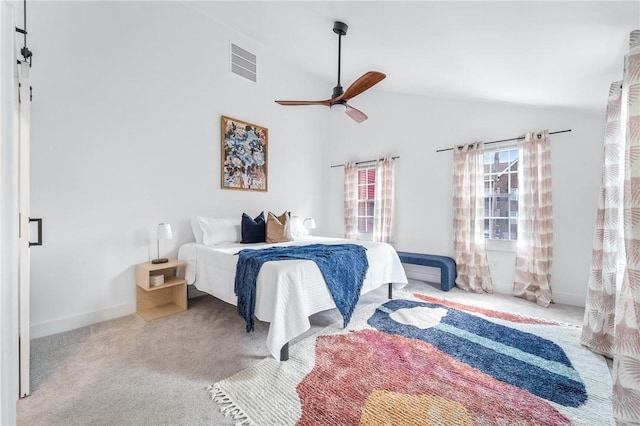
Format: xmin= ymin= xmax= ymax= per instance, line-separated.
xmin=152 ymin=223 xmax=173 ymax=264
xmin=303 ymin=218 xmax=316 ymax=234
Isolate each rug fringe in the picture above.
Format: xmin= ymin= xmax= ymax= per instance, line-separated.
xmin=206 ymin=384 xmax=256 ymax=426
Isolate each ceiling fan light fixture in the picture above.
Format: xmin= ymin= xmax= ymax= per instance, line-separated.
xmin=330 ymin=102 xmax=347 ymax=112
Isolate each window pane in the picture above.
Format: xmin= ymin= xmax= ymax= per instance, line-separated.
xmin=484 ymin=219 xmax=490 ymax=239
xmin=491 ymin=153 xmax=500 ymax=173
xmin=358 ymin=216 xmax=374 ymax=233
xmin=358 ymin=185 xmax=367 ymax=199
xmin=358 ymin=217 xmax=367 ymax=233
xmin=358 ymin=202 xmax=367 ymax=216
xmin=484 ymin=197 xmax=490 ymax=217
xmin=358 ymin=201 xmax=374 ymax=216
xmin=510 ymin=196 xmax=518 ymax=213
xmin=510 ymin=173 xmax=518 ymax=191
xmin=493 ymin=219 xmax=509 ymax=240
xmin=367 ymin=184 xmax=375 ymax=199
xmin=358 ymin=170 xmax=366 ymax=185
xmin=498 ymin=150 xmax=509 ymax=163
xmin=510 ymin=149 xmax=518 ymax=162
xmin=510 ymin=223 xmax=518 ymax=240
xmin=495 ymin=176 xmax=508 ymax=193
xmin=484 ymin=179 xmax=491 ymax=195
xmin=494 ymin=196 xmax=509 ymax=217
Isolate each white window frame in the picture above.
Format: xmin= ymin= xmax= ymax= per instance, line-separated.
xmin=356 ymin=164 xmax=375 ymax=240
xmin=483 ymin=143 xmax=519 ymax=242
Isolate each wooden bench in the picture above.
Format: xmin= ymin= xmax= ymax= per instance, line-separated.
xmin=396 ymin=252 xmax=456 ymax=291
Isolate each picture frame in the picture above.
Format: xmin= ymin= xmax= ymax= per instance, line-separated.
xmin=220 ymin=115 xmax=268 ymax=192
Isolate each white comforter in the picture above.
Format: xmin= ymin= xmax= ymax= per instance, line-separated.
xmin=177 ymin=236 xmax=408 ymax=359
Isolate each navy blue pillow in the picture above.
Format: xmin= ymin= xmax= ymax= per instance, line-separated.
xmin=241 ymin=212 xmax=266 ymax=243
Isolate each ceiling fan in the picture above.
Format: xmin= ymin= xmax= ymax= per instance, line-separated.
xmin=275 ymin=21 xmax=386 ymax=123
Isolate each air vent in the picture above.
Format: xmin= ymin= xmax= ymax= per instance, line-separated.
xmin=230 ymin=43 xmax=257 ymax=82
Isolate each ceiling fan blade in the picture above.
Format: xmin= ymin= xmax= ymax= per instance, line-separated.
xmin=341 ymin=71 xmax=386 ymax=101
xmin=345 ymin=104 xmax=368 ymax=123
xmin=275 ymin=100 xmax=331 ymax=106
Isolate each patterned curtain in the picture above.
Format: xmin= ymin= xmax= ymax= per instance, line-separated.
xmin=453 ymin=142 xmax=493 ymax=293
xmin=344 ymin=162 xmax=358 ymax=239
xmin=513 ymin=130 xmax=554 ymax=307
xmin=373 ymin=157 xmax=395 ymax=243
xmin=581 ymin=30 xmax=640 ymax=424
xmin=580 ymin=82 xmax=623 ymax=357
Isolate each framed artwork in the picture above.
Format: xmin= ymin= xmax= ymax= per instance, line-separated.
xmin=220 ymin=115 xmax=268 ymax=192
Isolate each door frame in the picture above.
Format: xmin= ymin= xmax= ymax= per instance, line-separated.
xmin=0 ymin=1 xmax=20 ymax=423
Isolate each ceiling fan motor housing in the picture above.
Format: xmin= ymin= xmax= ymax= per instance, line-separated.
xmin=333 ymin=21 xmax=348 ymax=36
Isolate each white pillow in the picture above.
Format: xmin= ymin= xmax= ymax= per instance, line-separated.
xmin=197 ymin=216 xmax=241 ymax=245
xmin=190 ymin=217 xmax=204 ymax=244
xmin=289 ymin=216 xmax=310 ymax=238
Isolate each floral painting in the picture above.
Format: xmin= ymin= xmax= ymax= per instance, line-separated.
xmin=221 ymin=116 xmax=268 ymax=191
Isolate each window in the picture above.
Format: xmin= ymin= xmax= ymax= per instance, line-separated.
xmin=357 ymin=166 xmax=375 ymax=234
xmin=483 ymin=147 xmax=518 ymax=240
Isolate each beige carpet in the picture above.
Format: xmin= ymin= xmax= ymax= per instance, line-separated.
xmin=17 ymin=280 xmax=586 ymax=425
xmin=209 ymin=290 xmax=612 ymax=425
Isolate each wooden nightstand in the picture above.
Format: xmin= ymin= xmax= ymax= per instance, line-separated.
xmin=135 ymin=259 xmax=187 ymax=321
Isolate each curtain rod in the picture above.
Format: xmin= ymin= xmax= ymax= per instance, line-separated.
xmin=435 ymin=129 xmax=572 ymax=153
xmin=330 ymin=156 xmax=400 ymax=168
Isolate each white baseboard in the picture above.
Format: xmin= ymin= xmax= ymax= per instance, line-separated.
xmin=30 ymin=302 xmax=136 ymax=339
xmin=551 ymin=291 xmax=586 ymax=308
xmin=490 ymin=283 xmax=585 ymax=308
xmin=403 ymin=263 xmax=585 ymax=308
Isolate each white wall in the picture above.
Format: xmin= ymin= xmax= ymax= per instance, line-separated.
xmin=27 ymin=2 xmax=329 ymax=337
xmin=325 ymin=89 xmax=604 ymax=306
xmin=26 ymin=1 xmax=609 ymax=341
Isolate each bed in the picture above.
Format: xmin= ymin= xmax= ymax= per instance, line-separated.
xmin=178 ymin=236 xmax=408 ymax=360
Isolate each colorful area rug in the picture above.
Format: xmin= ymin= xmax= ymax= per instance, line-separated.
xmin=208 ymin=291 xmax=613 ymax=425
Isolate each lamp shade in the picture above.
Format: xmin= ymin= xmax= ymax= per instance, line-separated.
xmin=304 ymin=218 xmax=317 ymax=230
xmin=157 ymin=223 xmax=173 ymax=240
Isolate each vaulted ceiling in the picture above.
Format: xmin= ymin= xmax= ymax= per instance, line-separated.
xmin=188 ymin=1 xmax=638 ymax=111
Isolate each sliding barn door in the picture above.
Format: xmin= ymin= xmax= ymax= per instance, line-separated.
xmin=17 ymin=60 xmax=32 ymax=398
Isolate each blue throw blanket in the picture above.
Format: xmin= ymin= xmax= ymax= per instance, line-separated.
xmin=234 ymin=244 xmax=369 ymax=332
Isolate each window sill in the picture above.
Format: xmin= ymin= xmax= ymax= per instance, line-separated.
xmin=356 ymin=233 xmax=373 ymax=241
xmin=485 ymin=239 xmax=516 ymax=253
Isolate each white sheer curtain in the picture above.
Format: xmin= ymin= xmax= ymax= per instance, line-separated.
xmin=344 ymin=162 xmax=358 ymax=239
xmin=513 ymin=130 xmax=554 ymax=307
xmin=582 ymin=30 xmax=640 ymax=424
xmin=373 ymin=157 xmax=395 ymax=243
xmin=453 ymin=142 xmax=493 ymax=293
